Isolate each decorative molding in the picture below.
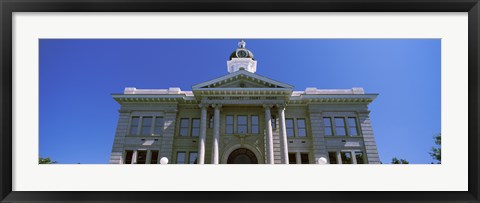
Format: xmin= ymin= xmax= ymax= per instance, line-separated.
xmin=192 ymin=69 xmax=294 ymax=90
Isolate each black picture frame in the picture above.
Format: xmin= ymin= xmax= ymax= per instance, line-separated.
xmin=1 ymin=0 xmax=479 ymax=202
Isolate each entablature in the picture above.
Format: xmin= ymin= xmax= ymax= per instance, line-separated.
xmin=288 ymin=94 xmax=378 ymax=105
xmin=112 ymin=94 xmax=197 ymax=105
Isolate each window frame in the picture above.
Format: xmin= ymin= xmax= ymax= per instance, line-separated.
xmin=191 ymin=118 xmax=200 ymax=137
xmin=285 ymin=118 xmax=295 ymax=137
xmin=347 ymin=117 xmax=360 ymax=136
xmin=140 ymin=116 xmax=153 ymax=135
xmin=323 ymin=117 xmax=333 ymax=136
xmin=334 ymin=117 xmax=347 ymax=136
xmin=150 ymin=150 xmax=159 ymax=164
xmin=355 ymin=151 xmax=365 ymax=164
xmin=328 ymin=151 xmax=338 ymax=164
xmin=153 ymin=116 xmax=164 ymax=135
xmin=236 ymin=115 xmax=248 ymax=134
xmin=297 ymin=118 xmax=307 ymax=137
xmin=136 ymin=150 xmax=147 ymax=164
xmin=179 ymin=118 xmax=190 ymax=136
xmin=300 ymin=153 xmax=309 ymax=164
xmin=129 ymin=114 xmax=165 ymax=136
xmin=324 ymin=115 xmax=361 ymax=137
xmin=340 ymin=151 xmax=353 ymax=164
xmin=251 ymin=115 xmax=259 ymax=134
xmin=225 ymin=115 xmax=234 ymax=134
xmin=124 ymin=150 xmax=133 ymax=164
xmin=176 ymin=151 xmax=187 ymax=164
xmin=271 ymin=115 xmax=277 ymax=129
xmin=129 ymin=116 xmax=140 ymax=135
xmin=328 ymin=150 xmax=367 ymax=164
xmin=288 ymin=153 xmax=297 ymax=164
xmin=189 ymin=151 xmax=198 ymax=164
xmin=285 ymin=118 xmax=307 ymax=137
xmin=208 ymin=115 xmax=214 ymax=129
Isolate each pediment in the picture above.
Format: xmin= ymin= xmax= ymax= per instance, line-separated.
xmin=192 ymin=70 xmax=293 ymax=90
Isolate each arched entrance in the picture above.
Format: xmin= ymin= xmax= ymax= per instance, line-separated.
xmin=227 ymin=148 xmax=258 ymax=164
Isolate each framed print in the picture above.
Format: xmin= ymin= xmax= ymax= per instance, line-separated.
xmin=1 ymin=0 xmax=479 ymax=202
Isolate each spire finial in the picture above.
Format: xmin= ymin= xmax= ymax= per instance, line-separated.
xmin=238 ymin=40 xmax=246 ymax=48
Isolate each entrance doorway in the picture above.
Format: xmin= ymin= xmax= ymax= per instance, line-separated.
xmin=227 ymin=148 xmax=258 ymax=164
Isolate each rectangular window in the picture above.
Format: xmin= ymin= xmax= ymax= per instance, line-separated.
xmin=141 ymin=117 xmax=153 ymax=135
xmin=179 ymin=118 xmax=189 ymax=136
xmin=286 ymin=119 xmax=294 ymax=137
xmin=130 ymin=117 xmax=140 ymax=135
xmin=189 ymin=152 xmax=198 ymax=164
xmin=237 ymin=116 xmax=247 ymax=134
xmin=251 ymin=116 xmax=259 ymax=134
xmin=328 ymin=151 xmax=338 ymax=164
xmin=288 ymin=153 xmax=297 ymax=164
xmin=341 ymin=151 xmax=353 ymax=164
xmin=191 ymin=118 xmax=200 ymax=136
xmin=323 ymin=117 xmax=333 ymax=136
xmin=209 ymin=115 xmax=214 ymax=129
xmin=153 ymin=117 xmax=164 ymax=135
xmin=300 ymin=153 xmax=309 ymax=164
xmin=355 ymin=151 xmax=364 ymax=164
xmin=271 ymin=116 xmax=277 ymax=129
xmin=137 ymin=151 xmax=147 ymax=164
xmin=226 ymin=116 xmax=234 ymax=134
xmin=125 ymin=150 xmax=133 ymax=164
xmin=297 ymin=119 xmax=306 ymax=137
xmin=335 ymin=117 xmax=346 ymax=136
xmin=150 ymin=150 xmax=159 ymax=164
xmin=176 ymin=152 xmax=186 ymax=164
xmin=348 ymin=117 xmax=358 ymax=136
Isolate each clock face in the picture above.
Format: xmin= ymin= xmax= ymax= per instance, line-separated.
xmin=237 ymin=50 xmax=247 ymax=58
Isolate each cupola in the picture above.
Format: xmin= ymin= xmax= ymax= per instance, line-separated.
xmin=227 ymin=40 xmax=257 ymax=73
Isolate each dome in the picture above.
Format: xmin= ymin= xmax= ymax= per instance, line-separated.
xmin=229 ymin=49 xmax=254 ymax=60
xmin=229 ymin=40 xmax=255 ymax=60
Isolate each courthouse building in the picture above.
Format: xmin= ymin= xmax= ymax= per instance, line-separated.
xmin=109 ymin=40 xmax=380 ymax=164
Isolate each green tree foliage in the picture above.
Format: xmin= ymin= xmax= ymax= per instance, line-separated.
xmin=391 ymin=157 xmax=409 ymax=164
xmin=429 ymin=133 xmax=441 ymax=164
xmin=39 ymin=157 xmax=57 ymax=164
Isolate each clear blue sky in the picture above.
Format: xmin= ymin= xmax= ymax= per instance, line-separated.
xmin=39 ymin=39 xmax=440 ymax=164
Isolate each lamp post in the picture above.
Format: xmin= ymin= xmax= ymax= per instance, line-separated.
xmin=317 ymin=157 xmax=327 ymax=165
xmin=160 ymin=157 xmax=169 ymax=164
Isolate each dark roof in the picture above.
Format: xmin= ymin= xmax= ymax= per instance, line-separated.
xmin=229 ymin=49 xmax=255 ymax=60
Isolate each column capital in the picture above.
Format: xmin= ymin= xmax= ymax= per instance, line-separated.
xmin=276 ymin=104 xmax=287 ymax=110
xmin=262 ymin=104 xmax=273 ymax=109
xmin=198 ymin=103 xmax=209 ymax=109
xmin=212 ymin=104 xmax=223 ymax=109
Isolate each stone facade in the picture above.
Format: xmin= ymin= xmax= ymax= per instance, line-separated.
xmin=109 ymin=41 xmax=380 ymax=164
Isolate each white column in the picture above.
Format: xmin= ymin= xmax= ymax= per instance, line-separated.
xmin=263 ymin=104 xmax=274 ymax=164
xmin=337 ymin=151 xmax=343 ymax=164
xmin=296 ymin=152 xmax=301 ymax=164
xmin=211 ymin=104 xmax=222 ymax=164
xmin=131 ymin=150 xmax=138 ymax=164
xmin=352 ymin=151 xmax=357 ymax=164
xmin=146 ymin=150 xmax=152 ymax=164
xmin=277 ymin=105 xmax=289 ymax=164
xmin=198 ymin=104 xmax=208 ymax=164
